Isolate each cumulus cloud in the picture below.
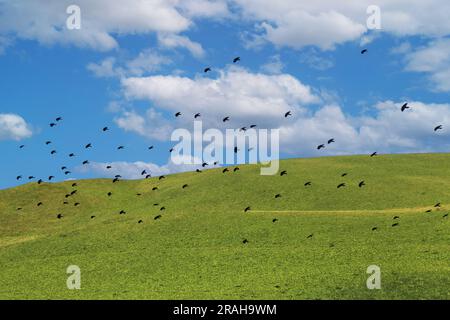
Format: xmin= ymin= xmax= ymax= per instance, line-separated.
xmin=233 ymin=0 xmax=450 ymax=50
xmin=403 ymin=38 xmax=450 ymax=92
xmin=157 ymin=33 xmax=205 ymax=58
xmin=0 ymin=113 xmax=33 ymax=141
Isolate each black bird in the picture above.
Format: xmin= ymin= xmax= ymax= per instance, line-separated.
xmin=182 ymin=184 xmax=188 ymax=189
xmin=371 ymin=227 xmax=378 ymax=231
xmin=64 ymin=171 xmax=71 ymax=175
xmin=272 ymin=218 xmax=278 ymax=223
xmin=425 ymin=209 xmax=432 ymax=213
xmin=141 ymin=170 xmax=147 ymax=176
xmin=233 ymin=167 xmax=240 ymax=172
xmin=393 ymin=216 xmax=400 ymax=220
xmin=85 ymin=143 xmax=92 ymax=149
xmin=50 ymin=123 xmax=57 ymax=127
xmin=304 ymin=181 xmax=312 ymax=186
xmin=204 ymin=67 xmax=211 ymax=73
xmin=317 ymin=144 xmax=325 ymax=150
xmin=37 ymin=202 xmax=43 ymax=207
xmin=17 ymin=207 xmax=22 ymax=211
xmin=57 ymin=213 xmax=63 ymax=219
xmin=244 ymin=206 xmax=251 ymax=213
xmin=159 ymin=175 xmax=166 ymax=180
xmin=327 ymin=138 xmax=335 ymax=144
xmin=233 ymin=57 xmax=240 ymax=63
xmin=102 ymin=127 xmax=109 ymax=132
xmin=401 ymin=103 xmax=409 ymax=112
xmin=138 ymin=220 xmax=143 ymax=224
xmin=307 ymin=234 xmax=314 ymax=239
xmin=154 ymin=215 xmax=162 ymax=220
xmin=337 ymin=183 xmax=346 ymax=188
xmin=250 ymin=124 xmax=257 ymax=128
xmin=196 ymin=169 xmax=202 ymax=173
xmin=136 ymin=193 xmax=142 ymax=196
xmin=19 ymin=145 xmax=25 ymax=149
xmin=194 ymin=113 xmax=201 ymax=119
xmin=16 ymin=175 xmax=22 ymax=180
xmin=222 ymin=168 xmax=229 ymax=173
xmin=202 ymin=162 xmax=208 ymax=167
xmin=69 ymin=153 xmax=75 ymax=157
xmin=117 ymin=146 xmax=125 ymax=150
xmin=280 ymin=170 xmax=287 ymax=176
xmin=275 ymin=194 xmax=281 ymax=198
xmin=370 ymin=152 xmax=377 ymax=157
xmin=28 ymin=176 xmax=35 ymax=180
xmin=242 ymin=239 xmax=249 ymax=244
xmin=148 ymin=146 xmax=154 ymax=150
xmin=61 ymin=166 xmax=67 ymax=170
xmin=145 ymin=174 xmax=151 ymax=179
xmin=113 ymin=178 xmax=119 ymax=183
xmin=107 ymin=192 xmax=112 ymax=197
xmin=392 ymin=223 xmax=399 ymax=227
xmin=65 ymin=194 xmax=71 ymax=198
xmin=361 ymin=49 xmax=368 ymax=54
xmin=434 ymin=125 xmax=443 ymax=132
xmin=341 ymin=173 xmax=348 ymax=177
xmin=119 ymin=210 xmax=126 ymax=215
xmin=223 ymin=116 xmax=230 ymax=122
xmin=38 ymin=179 xmax=43 ymax=184
xmin=56 ymin=117 xmax=63 ymax=122
xmin=160 ymin=207 xmax=166 ymax=211
xmin=106 ymin=165 xmax=112 ymax=169
xmin=434 ymin=202 xmax=441 ymax=208
xmin=115 ymin=175 xmax=122 ymax=178
xmin=169 ymin=148 xmax=174 ymax=153
xmin=74 ymin=202 xmax=80 ymax=206
xmin=284 ymin=111 xmax=292 ymax=118
xmin=240 ymin=127 xmax=247 ymax=132
xmin=51 ymin=150 xmax=57 ymax=155
xmin=443 ymin=213 xmax=448 ymax=218
xmin=82 ymin=160 xmax=89 ymax=165
xmin=175 ymin=112 xmax=181 ymax=117
xmin=152 ymin=187 xmax=158 ymax=191
xmin=358 ymin=181 xmax=365 ymax=187
xmin=91 ymin=216 xmax=95 ymax=219
xmin=233 ymin=147 xmax=238 ymax=153
xmin=70 ymin=190 xmax=77 ymax=195
xmin=45 ymin=141 xmax=52 ymax=145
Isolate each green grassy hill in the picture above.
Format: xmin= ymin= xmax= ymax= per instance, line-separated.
xmin=0 ymin=153 xmax=449 ymax=299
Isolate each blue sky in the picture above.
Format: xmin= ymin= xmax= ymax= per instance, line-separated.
xmin=1 ymin=0 xmax=450 ymax=189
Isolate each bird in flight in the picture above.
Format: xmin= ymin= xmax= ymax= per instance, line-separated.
xmin=443 ymin=213 xmax=448 ymax=218
xmin=204 ymin=67 xmax=211 ymax=73
xmin=233 ymin=57 xmax=240 ymax=63
xmin=69 ymin=153 xmax=75 ymax=157
xmin=182 ymin=184 xmax=188 ymax=189
xmin=358 ymin=181 xmax=365 ymax=188
xmin=272 ymin=218 xmax=278 ymax=223
xmin=45 ymin=141 xmax=52 ymax=145
xmin=371 ymin=227 xmax=378 ymax=231
xmin=434 ymin=125 xmax=443 ymax=132
xmin=223 ymin=116 xmax=230 ymax=122
xmin=85 ymin=143 xmax=92 ymax=149
xmin=148 ymin=146 xmax=154 ymax=150
xmin=317 ymin=144 xmax=325 ymax=150
xmin=82 ymin=160 xmax=89 ymax=165
xmin=307 ymin=234 xmax=314 ymax=239
xmin=393 ymin=216 xmax=400 ymax=220
xmin=194 ymin=113 xmax=201 ymax=119
xmin=49 ymin=123 xmax=57 ymax=127
xmin=233 ymin=167 xmax=240 ymax=172
xmin=242 ymin=239 xmax=249 ymax=244
xmin=57 ymin=213 xmax=63 ymax=219
xmin=370 ymin=152 xmax=377 ymax=157
xmin=102 ymin=127 xmax=109 ymax=132
xmin=392 ymin=223 xmax=399 ymax=227
xmin=19 ymin=145 xmax=25 ymax=149
xmin=154 ymin=215 xmax=162 ymax=220
xmin=275 ymin=194 xmax=281 ymax=198
xmin=222 ymin=168 xmax=229 ymax=173
xmin=56 ymin=117 xmax=63 ymax=122
xmin=337 ymin=183 xmax=346 ymax=188
xmin=327 ymin=138 xmax=335 ymax=144
xmin=117 ymin=146 xmax=125 ymax=150
xmin=175 ymin=112 xmax=181 ymax=117
xmin=341 ymin=173 xmax=348 ymax=177
xmin=434 ymin=203 xmax=441 ymax=208
xmin=284 ymin=111 xmax=292 ymax=118
xmin=361 ymin=49 xmax=368 ymax=54
xmin=304 ymin=181 xmax=312 ymax=186
xmin=244 ymin=206 xmax=251 ymax=213
xmin=51 ymin=150 xmax=57 ymax=155
xmin=280 ymin=170 xmax=287 ymax=176
xmin=401 ymin=103 xmax=410 ymax=112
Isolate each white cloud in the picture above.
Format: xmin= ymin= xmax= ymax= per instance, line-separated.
xmin=404 ymin=38 xmax=450 ymax=92
xmin=121 ymin=67 xmax=320 ymax=128
xmin=260 ymin=55 xmax=284 ymax=74
xmin=0 ymin=113 xmax=33 ymax=141
xmin=157 ymin=33 xmax=205 ymax=58
xmin=233 ymin=0 xmax=450 ymax=50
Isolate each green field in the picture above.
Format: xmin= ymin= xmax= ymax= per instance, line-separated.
xmin=0 ymin=153 xmax=449 ymax=299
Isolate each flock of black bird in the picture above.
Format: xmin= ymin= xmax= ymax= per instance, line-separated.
xmin=9 ymin=52 xmax=448 ymax=245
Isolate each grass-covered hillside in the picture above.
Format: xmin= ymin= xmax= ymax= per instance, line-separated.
xmin=0 ymin=153 xmax=449 ymax=299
